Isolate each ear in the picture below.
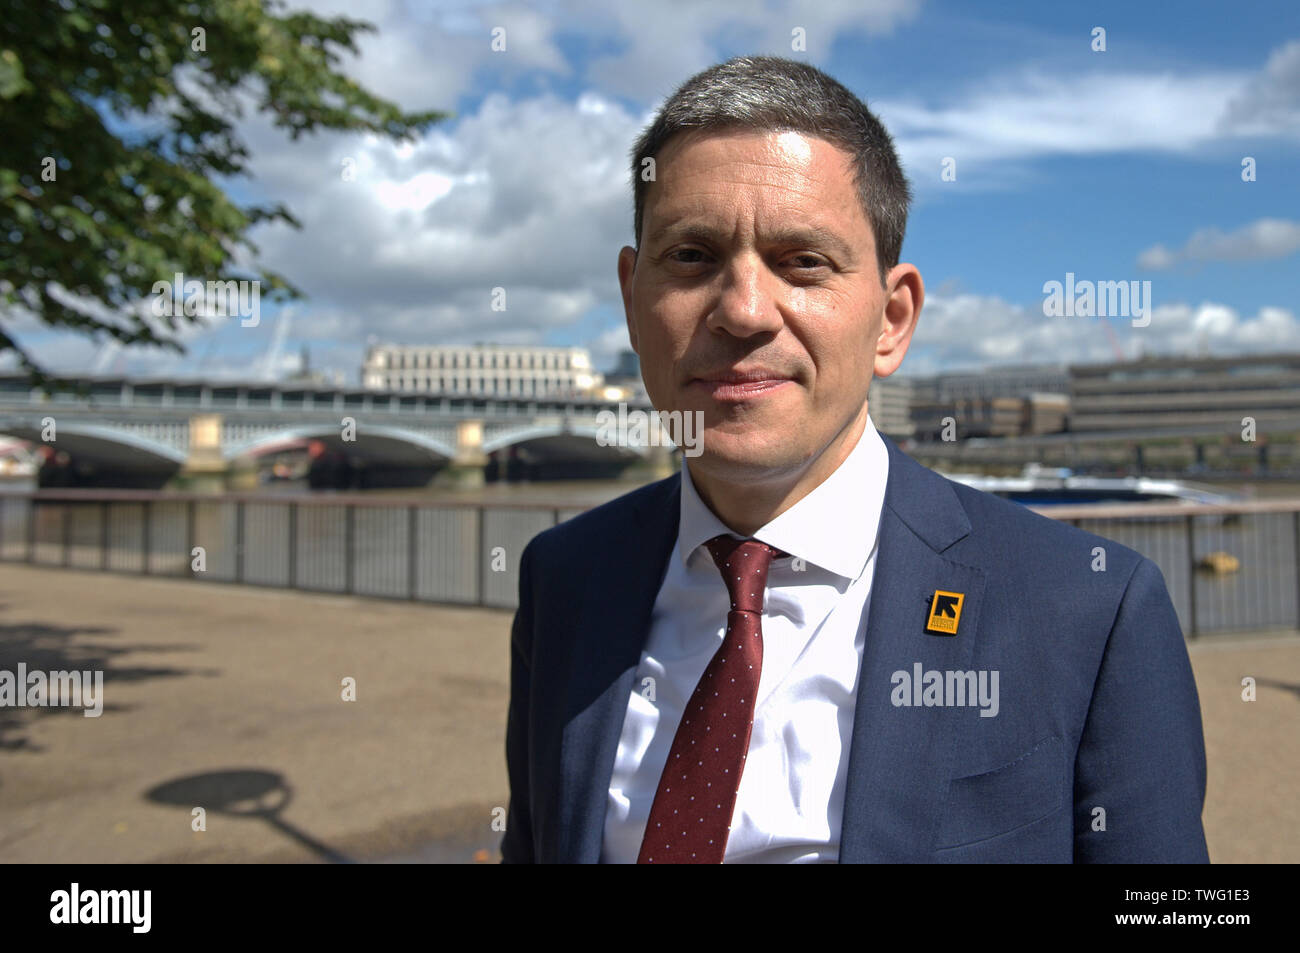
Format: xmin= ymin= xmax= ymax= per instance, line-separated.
xmin=874 ymin=262 xmax=924 ymax=379
xmin=618 ymin=245 xmax=640 ymax=353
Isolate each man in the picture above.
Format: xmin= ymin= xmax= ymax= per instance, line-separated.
xmin=502 ymin=55 xmax=1209 ymax=863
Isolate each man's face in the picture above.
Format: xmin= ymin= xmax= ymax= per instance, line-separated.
xmin=619 ymin=129 xmax=897 ymax=486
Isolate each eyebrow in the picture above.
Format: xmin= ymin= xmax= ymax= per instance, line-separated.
xmin=646 ymin=220 xmax=858 ymax=262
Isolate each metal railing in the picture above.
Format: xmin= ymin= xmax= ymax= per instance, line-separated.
xmin=3 ymin=490 xmax=1300 ymax=636
xmin=1028 ymin=500 xmax=1300 ymax=637
xmin=0 ymin=489 xmax=587 ymax=610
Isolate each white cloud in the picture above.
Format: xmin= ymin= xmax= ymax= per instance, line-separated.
xmin=286 ymin=0 xmax=570 ymax=110
xmin=233 ymin=90 xmax=644 ymax=365
xmin=885 ymin=70 xmax=1279 ymax=194
xmin=589 ymin=322 xmax=633 ymax=370
xmin=905 ymin=292 xmax=1110 ymax=374
xmin=372 ymin=170 xmax=460 ymax=212
xmin=288 ymin=0 xmax=921 ymax=112
xmin=902 ymin=293 xmax=1300 ymax=375
xmin=1138 ymin=219 xmax=1300 ymax=269
xmin=889 ymin=71 xmax=1240 ymax=163
xmin=1221 ymin=39 xmax=1300 ymax=135
xmin=1136 ymin=244 xmax=1177 ymax=271
xmin=881 ymin=40 xmax=1300 ymax=192
xmin=14 ymin=4 xmax=1299 ymax=384
xmin=1170 ymin=302 xmax=1300 ymax=353
xmin=557 ymin=0 xmax=923 ymax=101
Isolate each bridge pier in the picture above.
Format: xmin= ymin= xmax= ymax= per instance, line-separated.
xmin=433 ymin=419 xmax=488 ymax=489
xmin=174 ymin=413 xmax=233 ymax=492
xmin=623 ymin=443 xmax=677 ymax=482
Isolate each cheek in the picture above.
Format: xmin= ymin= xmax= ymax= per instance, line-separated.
xmin=633 ymin=323 xmax=680 ymax=395
xmin=799 ymin=302 xmax=855 ymax=353
xmin=642 ymin=307 xmax=695 ymax=359
xmin=637 ymin=321 xmax=675 ymax=366
xmin=805 ymin=321 xmax=876 ymax=397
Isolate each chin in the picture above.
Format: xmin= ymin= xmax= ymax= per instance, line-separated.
xmin=694 ymin=427 xmax=810 ymax=482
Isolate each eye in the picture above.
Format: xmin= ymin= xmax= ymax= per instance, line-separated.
xmin=668 ymin=248 xmax=709 ymax=264
xmin=787 ymin=253 xmax=828 ymax=270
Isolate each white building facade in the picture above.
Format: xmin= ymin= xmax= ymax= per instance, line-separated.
xmin=867 ymin=374 xmax=916 ymax=438
xmin=362 ymin=345 xmax=603 ymax=398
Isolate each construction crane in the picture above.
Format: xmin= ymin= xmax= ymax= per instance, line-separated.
xmin=90 ymin=338 xmax=124 ymax=375
xmin=257 ymin=307 xmax=294 ymax=381
xmin=1097 ymin=315 xmax=1127 ymax=361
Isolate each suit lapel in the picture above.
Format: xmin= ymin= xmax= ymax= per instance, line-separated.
xmin=839 ymin=436 xmax=987 ymax=862
xmin=555 ymin=475 xmax=681 ymax=863
xmin=553 ymin=438 xmax=986 ymax=863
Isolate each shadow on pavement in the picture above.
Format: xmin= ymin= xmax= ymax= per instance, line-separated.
xmin=147 ymin=769 xmax=355 ymax=864
xmin=1255 ymin=676 xmax=1300 ymax=701
xmin=0 ymin=615 xmax=214 ymax=752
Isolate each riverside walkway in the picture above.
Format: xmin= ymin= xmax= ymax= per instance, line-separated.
xmin=0 ymin=564 xmax=1296 ymax=863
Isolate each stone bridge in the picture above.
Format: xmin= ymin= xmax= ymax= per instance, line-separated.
xmin=0 ymin=374 xmax=674 ymax=488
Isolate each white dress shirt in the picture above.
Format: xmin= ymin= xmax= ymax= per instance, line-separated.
xmin=601 ymin=413 xmax=890 ymax=863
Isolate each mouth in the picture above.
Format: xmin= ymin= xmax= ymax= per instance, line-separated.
xmin=687 ymin=368 xmax=796 ymax=402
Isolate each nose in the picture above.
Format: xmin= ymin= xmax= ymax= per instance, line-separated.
xmin=705 ymin=251 xmax=785 ymax=340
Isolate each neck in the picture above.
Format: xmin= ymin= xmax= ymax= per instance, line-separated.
xmin=688 ymin=404 xmax=870 ymax=537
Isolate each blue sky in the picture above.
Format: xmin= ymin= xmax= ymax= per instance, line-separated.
xmin=10 ymin=0 xmax=1300 ymax=383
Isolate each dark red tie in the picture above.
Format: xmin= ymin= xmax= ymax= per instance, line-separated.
xmin=637 ymin=534 xmax=784 ymax=864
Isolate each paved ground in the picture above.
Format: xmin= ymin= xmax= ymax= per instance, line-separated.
xmin=0 ymin=564 xmax=1296 ymax=863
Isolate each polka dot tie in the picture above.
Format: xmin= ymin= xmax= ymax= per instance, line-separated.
xmin=636 ymin=534 xmax=786 ymax=864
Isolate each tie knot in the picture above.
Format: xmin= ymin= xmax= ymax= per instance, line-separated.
xmin=704 ymin=534 xmax=786 ymax=614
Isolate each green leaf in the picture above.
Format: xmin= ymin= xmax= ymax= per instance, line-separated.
xmin=0 ymin=0 xmax=452 ymax=386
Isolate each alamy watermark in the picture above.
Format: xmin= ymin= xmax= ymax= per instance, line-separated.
xmin=50 ymin=883 xmax=150 ymax=933
xmin=1042 ymin=272 xmax=1151 ymax=327
xmin=0 ymin=663 xmax=103 ymax=717
xmin=595 ymin=404 xmax=704 ymax=457
xmin=150 ymin=272 xmax=261 ymax=327
xmin=890 ymin=662 xmax=999 ymax=717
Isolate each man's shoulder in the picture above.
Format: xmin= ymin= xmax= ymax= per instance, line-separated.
xmin=957 ymin=475 xmax=1138 ymax=544
xmin=525 ymin=472 xmax=680 ymax=563
xmin=946 ymin=474 xmax=1154 ymax=594
xmin=885 ymin=439 xmax=1151 ymax=584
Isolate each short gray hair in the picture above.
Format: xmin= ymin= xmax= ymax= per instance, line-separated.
xmin=629 ymin=55 xmax=911 ymax=282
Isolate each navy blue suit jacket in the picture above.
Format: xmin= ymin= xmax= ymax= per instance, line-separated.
xmin=502 ymin=434 xmax=1210 ymax=862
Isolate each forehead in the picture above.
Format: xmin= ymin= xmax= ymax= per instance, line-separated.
xmin=644 ymin=128 xmax=870 ymax=240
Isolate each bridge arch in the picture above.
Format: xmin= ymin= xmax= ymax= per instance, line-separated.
xmin=0 ymin=418 xmax=187 ymax=488
xmin=0 ymin=418 xmax=187 ymax=466
xmin=482 ymin=423 xmax=648 ymax=457
xmin=224 ymin=424 xmax=458 ymax=464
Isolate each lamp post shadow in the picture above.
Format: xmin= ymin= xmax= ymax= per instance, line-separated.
xmin=146 ymin=769 xmax=354 ymax=864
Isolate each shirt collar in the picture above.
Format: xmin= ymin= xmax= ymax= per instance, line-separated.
xmin=677 ymin=412 xmax=889 ymax=581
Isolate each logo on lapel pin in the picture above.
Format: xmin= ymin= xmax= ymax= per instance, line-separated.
xmin=925 ymin=589 xmax=965 ymax=636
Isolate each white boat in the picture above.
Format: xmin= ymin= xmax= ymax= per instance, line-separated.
xmin=942 ymin=463 xmax=1242 ymax=506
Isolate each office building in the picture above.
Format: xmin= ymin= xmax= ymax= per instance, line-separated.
xmin=1069 ymin=352 xmax=1300 ymax=432
xmin=362 ymin=344 xmax=602 ymax=398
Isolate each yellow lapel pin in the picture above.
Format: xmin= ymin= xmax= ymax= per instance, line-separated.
xmin=926 ymin=589 xmax=965 ymax=636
